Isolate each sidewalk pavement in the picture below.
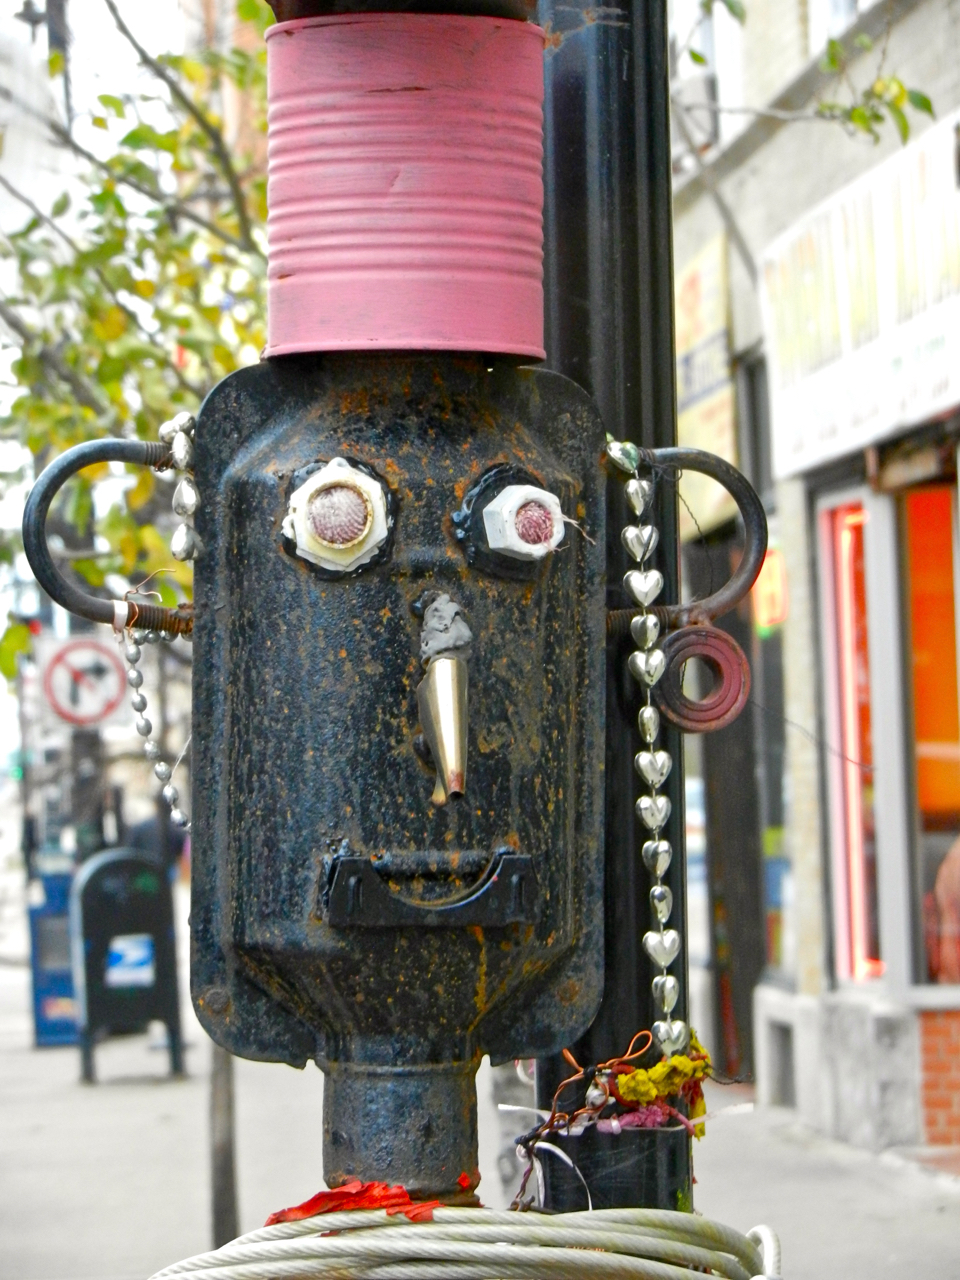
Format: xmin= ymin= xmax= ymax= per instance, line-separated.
xmin=693 ymin=1082 xmax=960 ymax=1280
xmin=1 ymin=877 xmax=957 ymax=1279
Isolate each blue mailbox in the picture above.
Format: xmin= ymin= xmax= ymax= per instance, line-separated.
xmin=28 ymin=869 xmax=79 ymax=1047
xmin=70 ymin=849 xmax=183 ymax=1082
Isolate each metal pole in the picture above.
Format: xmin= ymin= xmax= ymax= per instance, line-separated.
xmin=535 ymin=0 xmax=691 ymax=1210
xmin=210 ymin=1044 xmax=239 ymax=1247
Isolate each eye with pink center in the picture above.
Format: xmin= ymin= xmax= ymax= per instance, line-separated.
xmin=306 ymin=483 xmax=372 ymax=547
xmin=514 ymin=501 xmax=556 ymax=545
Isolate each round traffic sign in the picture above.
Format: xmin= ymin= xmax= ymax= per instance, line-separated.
xmin=43 ymin=639 xmax=126 ymax=726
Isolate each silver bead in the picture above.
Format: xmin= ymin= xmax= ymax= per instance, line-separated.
xmin=161 ymin=631 xmax=176 ymax=643
xmin=162 ymin=783 xmax=179 ymax=807
xmin=643 ymin=929 xmax=680 ymax=968
xmin=652 ymin=1019 xmax=689 ymax=1057
xmin=630 ymin=613 xmax=660 ymax=650
xmin=136 ymin=716 xmax=152 ymax=737
xmin=650 ymin=883 xmax=673 ymax=924
xmin=160 ymin=411 xmax=195 ymax=444
xmin=131 ymin=693 xmax=147 ymax=712
xmin=145 ymin=630 xmax=160 ymax=644
xmin=171 ymin=431 xmax=194 ymax=470
xmin=154 ymin=761 xmax=172 ymax=783
xmin=172 ymin=476 xmax=199 ymax=518
xmin=627 ymin=648 xmax=666 ymax=688
xmin=127 ymin=668 xmax=144 ymax=689
xmin=653 ymin=974 xmax=680 ymax=1014
xmin=635 ymin=749 xmax=672 ymax=788
xmin=606 ymin=437 xmax=640 ymax=474
xmin=642 ymin=838 xmax=672 ymax=878
xmin=621 ymin=525 xmax=659 ymax=563
xmin=171 ymin=524 xmax=199 ymax=562
xmin=169 ymin=807 xmax=189 ymax=829
xmin=131 ymin=628 xmax=147 ymax=644
xmin=623 ymin=568 xmax=664 ymax=608
xmin=636 ymin=793 xmax=671 ymax=830
xmin=124 ymin=643 xmax=141 ymax=664
xmin=144 ymin=740 xmax=161 ymax=760
xmin=638 ymin=705 xmax=660 ymax=743
xmin=626 ymin=477 xmax=653 ymax=516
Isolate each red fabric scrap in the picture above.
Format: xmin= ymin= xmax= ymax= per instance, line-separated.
xmin=265 ymin=1180 xmax=441 ymax=1227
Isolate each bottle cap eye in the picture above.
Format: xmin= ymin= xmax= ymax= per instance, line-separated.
xmin=482 ymin=484 xmax=565 ymax=561
xmin=307 ymin=483 xmax=373 ymax=548
xmin=283 ymin=458 xmax=389 ymax=571
xmin=515 ymin=501 xmax=556 ymax=546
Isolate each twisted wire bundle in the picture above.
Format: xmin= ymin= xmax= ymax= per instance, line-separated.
xmin=151 ymin=1207 xmax=781 ymax=1280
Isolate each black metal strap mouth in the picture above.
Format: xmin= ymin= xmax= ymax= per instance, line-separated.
xmin=324 ymin=850 xmax=539 ymax=927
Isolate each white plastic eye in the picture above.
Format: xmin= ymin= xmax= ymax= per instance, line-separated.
xmin=283 ymin=458 xmax=390 ymax=571
xmin=481 ymin=484 xmax=565 ymax=561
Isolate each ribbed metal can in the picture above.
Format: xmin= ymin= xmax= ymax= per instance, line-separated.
xmin=265 ymin=13 xmax=545 ymax=359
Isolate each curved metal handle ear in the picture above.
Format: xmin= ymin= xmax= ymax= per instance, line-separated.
xmin=608 ymin=445 xmax=768 ymax=636
xmin=22 ymin=439 xmax=193 ymax=635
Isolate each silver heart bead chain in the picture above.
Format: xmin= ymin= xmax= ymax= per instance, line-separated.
xmin=119 ymin=410 xmax=200 ymax=835
xmin=607 ymin=436 xmax=688 ymax=1059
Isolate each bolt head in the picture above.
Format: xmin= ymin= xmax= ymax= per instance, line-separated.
xmin=283 ymin=458 xmax=390 ymax=573
xmin=481 ymin=484 xmax=565 ymax=561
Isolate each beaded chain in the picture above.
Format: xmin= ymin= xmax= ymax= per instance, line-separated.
xmin=119 ymin=410 xmax=199 ymax=835
xmin=607 ymin=436 xmax=688 ymax=1058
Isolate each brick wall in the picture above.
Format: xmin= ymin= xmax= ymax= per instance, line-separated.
xmin=919 ymin=1010 xmax=960 ymax=1145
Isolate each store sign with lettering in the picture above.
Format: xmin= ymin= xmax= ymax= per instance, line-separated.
xmin=675 ymin=234 xmax=738 ymax=538
xmin=761 ymin=109 xmax=960 ymax=479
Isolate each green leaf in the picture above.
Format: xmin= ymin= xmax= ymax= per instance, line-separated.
xmin=822 ymin=38 xmax=845 ymax=73
xmin=51 ymin=191 xmax=70 ymax=218
xmin=854 ymin=34 xmax=873 ymax=51
xmin=689 ymin=49 xmax=708 ymax=65
xmin=907 ymin=89 xmax=934 ymax=117
xmin=887 ymin=102 xmax=910 ymax=144
xmin=119 ymin=124 xmax=179 ymax=154
xmin=98 ymin=94 xmax=126 ymax=118
xmin=91 ymin=116 xmax=109 ymax=131
xmin=73 ymin=558 xmax=106 ymax=588
xmin=717 ymin=0 xmax=746 ymax=20
xmin=0 ymin=623 xmax=31 ymax=680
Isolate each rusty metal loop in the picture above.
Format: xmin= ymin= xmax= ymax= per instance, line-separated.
xmin=22 ymin=439 xmax=193 ymax=635
xmin=608 ymin=445 xmax=768 ymax=636
xmin=653 ymin=625 xmax=751 ymax=733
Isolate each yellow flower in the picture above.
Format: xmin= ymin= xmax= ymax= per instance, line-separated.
xmin=616 ymin=1030 xmax=713 ymax=1104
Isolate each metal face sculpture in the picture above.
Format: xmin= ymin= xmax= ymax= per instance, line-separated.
xmin=189 ymin=352 xmax=607 ymax=1194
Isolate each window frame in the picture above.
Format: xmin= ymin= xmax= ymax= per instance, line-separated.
xmin=816 ymin=485 xmax=915 ymax=994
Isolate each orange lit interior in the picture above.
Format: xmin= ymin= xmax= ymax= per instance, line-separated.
xmin=904 ymin=487 xmax=960 ymax=820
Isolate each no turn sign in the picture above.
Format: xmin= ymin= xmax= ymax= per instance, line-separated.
xmin=42 ymin=639 xmax=126 ymax=726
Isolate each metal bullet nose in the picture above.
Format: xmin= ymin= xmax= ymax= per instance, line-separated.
xmin=416 ymin=655 xmax=468 ymax=806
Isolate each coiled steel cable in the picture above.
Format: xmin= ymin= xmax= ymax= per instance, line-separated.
xmin=151 ymin=1207 xmax=781 ymax=1280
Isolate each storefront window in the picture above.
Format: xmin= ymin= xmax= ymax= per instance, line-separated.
xmin=903 ymin=485 xmax=960 ymax=984
xmin=826 ymin=503 xmax=883 ymax=980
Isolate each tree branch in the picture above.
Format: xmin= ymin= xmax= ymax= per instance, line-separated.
xmin=0 ymin=85 xmax=255 ymax=255
xmin=0 ymin=173 xmax=206 ymax=401
xmin=671 ymin=97 xmax=758 ymax=286
xmin=102 ymin=0 xmax=256 ymax=252
xmin=0 ymin=296 xmax=111 ymax=416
